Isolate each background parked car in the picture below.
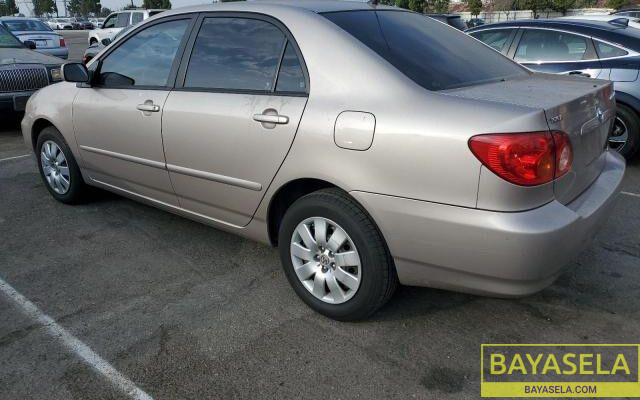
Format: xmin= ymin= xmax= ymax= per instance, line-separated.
xmin=466 ymin=17 xmax=485 ymax=28
xmin=611 ymin=8 xmax=640 ymax=18
xmin=467 ymin=19 xmax=640 ymax=159
xmin=0 ymin=24 xmax=62 ymax=113
xmin=425 ymin=13 xmax=467 ymax=30
xmin=88 ymin=17 xmax=104 ymax=28
xmin=1 ymin=17 xmax=68 ymax=59
xmin=88 ymin=9 xmax=165 ymax=45
xmin=82 ymin=24 xmax=135 ymax=64
xmin=47 ymin=18 xmax=73 ymax=30
xmin=74 ymin=18 xmax=95 ymax=30
xmin=558 ymin=14 xmax=640 ymax=29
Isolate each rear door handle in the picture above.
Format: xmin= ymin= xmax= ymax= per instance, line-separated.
xmin=253 ymin=114 xmax=289 ymax=125
xmin=136 ymin=103 xmax=160 ymax=113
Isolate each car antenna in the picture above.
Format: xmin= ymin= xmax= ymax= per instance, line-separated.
xmin=609 ymin=18 xmax=629 ymax=27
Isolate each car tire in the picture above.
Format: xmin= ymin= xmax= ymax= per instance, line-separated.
xmin=36 ymin=126 xmax=89 ymax=204
xmin=278 ymin=188 xmax=398 ymax=321
xmin=611 ymin=103 xmax=640 ymax=160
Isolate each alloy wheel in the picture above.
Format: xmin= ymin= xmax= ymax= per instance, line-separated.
xmin=40 ymin=140 xmax=71 ymax=195
xmin=290 ymin=217 xmax=362 ymax=304
xmin=609 ymin=116 xmax=628 ymax=152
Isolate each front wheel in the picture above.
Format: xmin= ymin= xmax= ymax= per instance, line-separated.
xmin=36 ymin=127 xmax=89 ymax=204
xmin=278 ymin=188 xmax=397 ymax=321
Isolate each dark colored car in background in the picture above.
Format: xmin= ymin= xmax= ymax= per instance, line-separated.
xmin=467 ymin=19 xmax=640 ymax=159
xmin=0 ymin=25 xmax=62 ymax=113
xmin=467 ymin=18 xmax=485 ymax=28
xmin=611 ymin=8 xmax=640 ymax=18
xmin=425 ymin=13 xmax=467 ymax=30
xmin=74 ymin=18 xmax=95 ymax=30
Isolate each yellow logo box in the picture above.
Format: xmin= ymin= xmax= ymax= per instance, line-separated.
xmin=481 ymin=344 xmax=640 ymax=398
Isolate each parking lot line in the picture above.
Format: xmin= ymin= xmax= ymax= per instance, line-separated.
xmin=0 ymin=154 xmax=30 ymax=162
xmin=621 ymin=191 xmax=640 ymax=199
xmin=0 ymin=277 xmax=154 ymax=400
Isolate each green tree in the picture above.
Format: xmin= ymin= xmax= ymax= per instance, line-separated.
xmin=524 ymin=0 xmax=548 ymax=18
xmin=430 ymin=0 xmax=450 ymax=12
xmin=67 ymin=0 xmax=101 ymax=16
xmin=394 ymin=0 xmax=411 ymax=8
xmin=408 ymin=0 xmax=427 ymax=11
xmin=547 ymin=0 xmax=576 ymax=15
xmin=99 ymin=6 xmax=111 ymax=16
xmin=143 ymin=0 xmax=171 ymax=9
xmin=32 ymin=0 xmax=56 ymax=16
xmin=0 ymin=0 xmax=19 ymax=16
xmin=607 ymin=0 xmax=631 ymax=9
xmin=466 ymin=0 xmax=483 ymax=16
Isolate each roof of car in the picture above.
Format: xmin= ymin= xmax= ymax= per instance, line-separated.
xmin=166 ymin=0 xmax=396 ymax=15
xmin=466 ymin=18 xmax=631 ymax=31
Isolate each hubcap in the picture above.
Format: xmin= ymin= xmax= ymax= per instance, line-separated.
xmin=40 ymin=140 xmax=71 ymax=195
xmin=290 ymin=217 xmax=362 ymax=304
xmin=609 ymin=116 xmax=628 ymax=152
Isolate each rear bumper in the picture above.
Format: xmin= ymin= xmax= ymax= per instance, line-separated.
xmin=351 ymin=150 xmax=626 ymax=297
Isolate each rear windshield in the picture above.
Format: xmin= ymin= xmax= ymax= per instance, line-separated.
xmin=2 ymin=19 xmax=52 ymax=32
xmin=322 ymin=10 xmax=527 ymax=91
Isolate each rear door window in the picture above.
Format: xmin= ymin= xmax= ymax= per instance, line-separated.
xmin=594 ymin=40 xmax=629 ymax=58
xmin=323 ymin=10 xmax=526 ymax=91
xmin=116 ymin=13 xmax=131 ymax=28
xmin=469 ymin=29 xmax=515 ymax=52
xmin=131 ymin=12 xmax=144 ymax=25
xmin=275 ymin=42 xmax=306 ymax=93
xmin=184 ymin=17 xmax=285 ymax=91
xmin=514 ymin=29 xmax=594 ymax=62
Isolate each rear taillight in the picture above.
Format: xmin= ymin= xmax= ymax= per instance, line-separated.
xmin=59 ymin=38 xmax=66 ymax=47
xmin=468 ymin=131 xmax=572 ymax=186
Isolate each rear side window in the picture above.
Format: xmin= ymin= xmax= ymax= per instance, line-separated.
xmin=594 ymin=40 xmax=628 ymax=58
xmin=132 ymin=12 xmax=144 ymax=25
xmin=469 ymin=29 xmax=515 ymax=52
xmin=184 ymin=18 xmax=286 ymax=91
xmin=323 ymin=11 xmax=526 ymax=91
xmin=276 ymin=42 xmax=306 ymax=92
xmin=116 ymin=13 xmax=131 ymax=28
xmin=515 ymin=29 xmax=593 ymax=62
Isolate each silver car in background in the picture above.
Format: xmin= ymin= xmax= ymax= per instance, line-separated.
xmin=22 ymin=1 xmax=625 ymax=320
xmin=1 ymin=17 xmax=68 ymax=59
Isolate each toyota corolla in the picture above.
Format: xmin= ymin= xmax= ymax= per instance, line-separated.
xmin=21 ymin=1 xmax=625 ymax=320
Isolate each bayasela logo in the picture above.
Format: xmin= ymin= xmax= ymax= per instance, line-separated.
xmin=481 ymin=345 xmax=640 ymax=398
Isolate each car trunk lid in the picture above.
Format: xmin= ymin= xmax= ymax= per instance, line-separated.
xmin=14 ymin=32 xmax=60 ymax=49
xmin=444 ymin=73 xmax=614 ymax=205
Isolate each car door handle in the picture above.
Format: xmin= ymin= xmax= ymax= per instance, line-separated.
xmin=253 ymin=113 xmax=289 ymax=125
xmin=568 ymin=71 xmax=591 ymax=78
xmin=136 ymin=103 xmax=160 ymax=113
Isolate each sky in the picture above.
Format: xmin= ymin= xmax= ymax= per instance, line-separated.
xmin=18 ymin=0 xmax=212 ymax=17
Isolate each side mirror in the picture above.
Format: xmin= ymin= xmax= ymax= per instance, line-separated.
xmin=62 ymin=62 xmax=90 ymax=83
xmin=24 ymin=40 xmax=36 ymax=49
xmin=101 ymin=38 xmax=111 ymax=46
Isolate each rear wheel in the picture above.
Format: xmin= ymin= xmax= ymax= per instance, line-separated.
xmin=36 ymin=127 xmax=89 ymax=204
xmin=278 ymin=188 xmax=397 ymax=320
xmin=610 ymin=103 xmax=640 ymax=160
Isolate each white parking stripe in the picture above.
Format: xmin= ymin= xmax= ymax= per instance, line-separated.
xmin=621 ymin=191 xmax=640 ymax=199
xmin=0 ymin=154 xmax=30 ymax=162
xmin=0 ymin=278 xmax=154 ymax=400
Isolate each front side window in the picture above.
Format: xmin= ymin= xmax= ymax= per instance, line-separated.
xmin=515 ymin=29 xmax=592 ymax=62
xmin=103 ymin=14 xmax=117 ymax=29
xmin=98 ymin=19 xmax=189 ymax=88
xmin=184 ymin=18 xmax=285 ymax=91
xmin=595 ymin=40 xmax=629 ymax=58
xmin=323 ymin=11 xmax=526 ymax=91
xmin=116 ymin=13 xmax=131 ymax=28
xmin=470 ymin=29 xmax=515 ymax=52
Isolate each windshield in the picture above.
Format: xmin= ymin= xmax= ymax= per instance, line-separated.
xmin=0 ymin=25 xmax=24 ymax=48
xmin=323 ymin=10 xmax=527 ymax=91
xmin=3 ymin=19 xmax=53 ymax=32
